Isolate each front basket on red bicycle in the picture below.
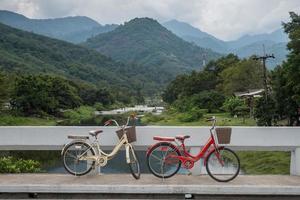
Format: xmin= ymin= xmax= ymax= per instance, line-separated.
xmin=215 ymin=128 xmax=232 ymax=144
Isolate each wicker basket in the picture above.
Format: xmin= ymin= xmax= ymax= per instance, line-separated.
xmin=116 ymin=126 xmax=136 ymax=143
xmin=216 ymin=128 xmax=232 ymax=144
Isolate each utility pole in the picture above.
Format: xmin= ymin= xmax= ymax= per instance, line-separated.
xmin=253 ymin=45 xmax=275 ymax=101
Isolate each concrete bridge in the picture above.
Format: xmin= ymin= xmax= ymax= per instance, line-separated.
xmin=0 ymin=126 xmax=299 ymax=198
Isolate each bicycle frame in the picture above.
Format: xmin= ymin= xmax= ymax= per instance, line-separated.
xmin=69 ymin=117 xmax=136 ymax=165
xmin=147 ymin=117 xmax=223 ymax=168
xmin=89 ymin=132 xmax=132 ymax=161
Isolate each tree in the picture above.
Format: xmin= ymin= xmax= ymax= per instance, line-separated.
xmin=271 ymin=66 xmax=297 ymax=122
xmin=254 ymin=94 xmax=276 ymax=126
xmin=190 ymin=90 xmax=225 ymax=113
xmin=222 ymin=96 xmax=245 ymax=116
xmin=162 ymin=70 xmax=217 ymax=104
xmin=0 ymin=72 xmax=9 ymax=110
xmin=279 ymin=12 xmax=300 ymax=125
xmin=11 ymin=75 xmax=81 ymax=116
xmin=217 ymin=58 xmax=264 ymax=96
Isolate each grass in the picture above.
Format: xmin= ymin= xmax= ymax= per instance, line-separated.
xmin=237 ymin=151 xmax=290 ymax=175
xmin=142 ymin=112 xmax=257 ymax=126
xmin=0 ymin=114 xmax=56 ymax=126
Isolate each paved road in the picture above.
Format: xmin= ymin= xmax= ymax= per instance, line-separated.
xmin=0 ymin=174 xmax=299 ymax=199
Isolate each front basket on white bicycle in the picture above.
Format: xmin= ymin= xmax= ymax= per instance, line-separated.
xmin=116 ymin=126 xmax=136 ymax=143
xmin=215 ymin=128 xmax=231 ymax=144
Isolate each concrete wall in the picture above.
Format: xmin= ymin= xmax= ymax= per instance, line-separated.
xmin=0 ymin=126 xmax=299 ymax=175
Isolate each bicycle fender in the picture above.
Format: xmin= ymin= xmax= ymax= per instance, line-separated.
xmin=146 ymin=142 xmax=179 ymax=156
xmin=61 ymin=140 xmax=95 ymax=155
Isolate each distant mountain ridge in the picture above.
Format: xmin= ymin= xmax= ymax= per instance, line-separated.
xmin=163 ymin=19 xmax=289 ymax=68
xmin=0 ymin=10 xmax=118 ymax=43
xmin=83 ymin=17 xmax=221 ymax=84
xmin=0 ymin=10 xmax=288 ymax=68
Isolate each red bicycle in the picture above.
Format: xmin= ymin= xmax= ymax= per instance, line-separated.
xmin=146 ymin=116 xmax=240 ymax=182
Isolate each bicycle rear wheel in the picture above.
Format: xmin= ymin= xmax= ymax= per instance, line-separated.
xmin=206 ymin=147 xmax=240 ymax=182
xmin=62 ymin=141 xmax=95 ymax=176
xmin=128 ymin=146 xmax=140 ymax=179
xmin=147 ymin=142 xmax=181 ymax=178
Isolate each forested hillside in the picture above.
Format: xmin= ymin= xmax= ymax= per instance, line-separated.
xmin=0 ymin=22 xmax=159 ymax=95
xmin=83 ymin=17 xmax=221 ymax=84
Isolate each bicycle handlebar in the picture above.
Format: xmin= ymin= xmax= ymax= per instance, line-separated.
xmin=206 ymin=116 xmax=216 ymax=122
xmin=206 ymin=116 xmax=216 ymax=129
xmin=104 ymin=115 xmax=138 ymax=128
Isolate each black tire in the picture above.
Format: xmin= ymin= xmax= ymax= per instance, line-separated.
xmin=62 ymin=141 xmax=95 ymax=176
xmin=128 ymin=146 xmax=141 ymax=179
xmin=147 ymin=142 xmax=181 ymax=179
xmin=206 ymin=147 xmax=240 ymax=182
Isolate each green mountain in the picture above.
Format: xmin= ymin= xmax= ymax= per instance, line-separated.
xmin=0 ymin=22 xmax=159 ymax=95
xmin=83 ymin=17 xmax=221 ymax=82
xmin=0 ymin=10 xmax=117 ymax=43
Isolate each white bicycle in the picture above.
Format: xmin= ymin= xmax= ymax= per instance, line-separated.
xmin=61 ymin=115 xmax=140 ymax=179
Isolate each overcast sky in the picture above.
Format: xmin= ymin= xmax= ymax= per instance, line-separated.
xmin=0 ymin=0 xmax=299 ymax=41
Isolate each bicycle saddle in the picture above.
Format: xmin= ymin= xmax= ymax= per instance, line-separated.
xmin=89 ymin=129 xmax=103 ymax=137
xmin=153 ymin=136 xmax=175 ymax=141
xmin=175 ymin=135 xmax=190 ymax=140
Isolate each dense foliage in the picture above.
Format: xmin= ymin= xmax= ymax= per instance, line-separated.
xmin=162 ymin=54 xmax=262 ymax=120
xmin=258 ymin=12 xmax=300 ymax=126
xmin=0 ymin=72 xmax=9 ymax=110
xmin=275 ymin=12 xmax=300 ymax=125
xmin=0 ymin=156 xmax=41 ymax=173
xmin=11 ymin=75 xmax=82 ymax=116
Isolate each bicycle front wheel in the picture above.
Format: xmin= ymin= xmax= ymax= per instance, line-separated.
xmin=62 ymin=141 xmax=95 ymax=176
xmin=206 ymin=147 xmax=240 ymax=182
xmin=147 ymin=142 xmax=181 ymax=178
xmin=128 ymin=146 xmax=140 ymax=179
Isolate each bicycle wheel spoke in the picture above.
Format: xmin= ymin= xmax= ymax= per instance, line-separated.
xmin=150 ymin=154 xmax=161 ymax=161
xmin=147 ymin=143 xmax=181 ymax=178
xmin=65 ymin=152 xmax=77 ymax=159
xmin=63 ymin=142 xmax=95 ymax=176
xmin=206 ymin=148 xmax=240 ymax=182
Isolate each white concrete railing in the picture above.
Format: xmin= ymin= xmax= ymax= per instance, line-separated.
xmin=0 ymin=126 xmax=299 ymax=175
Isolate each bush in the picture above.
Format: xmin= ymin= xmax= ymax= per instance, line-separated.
xmin=191 ymin=91 xmax=225 ymax=112
xmin=143 ymin=113 xmax=165 ymax=123
xmin=177 ymin=107 xmax=204 ymax=122
xmin=254 ymin=95 xmax=276 ymax=126
xmin=94 ymin=102 xmax=104 ymax=111
xmin=0 ymin=156 xmax=41 ymax=173
xmin=60 ymin=106 xmax=100 ymax=125
xmin=222 ymin=97 xmax=245 ymax=116
xmin=11 ymin=75 xmax=82 ymax=116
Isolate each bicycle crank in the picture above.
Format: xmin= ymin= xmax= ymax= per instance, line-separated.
xmin=96 ymin=156 xmax=108 ymax=167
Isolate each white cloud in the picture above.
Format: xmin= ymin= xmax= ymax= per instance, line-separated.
xmin=0 ymin=0 xmax=299 ymax=40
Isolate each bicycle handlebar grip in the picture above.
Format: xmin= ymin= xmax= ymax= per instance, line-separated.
xmin=205 ymin=118 xmax=213 ymax=122
xmin=104 ymin=119 xmax=112 ymax=126
xmin=206 ymin=116 xmax=216 ymax=122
